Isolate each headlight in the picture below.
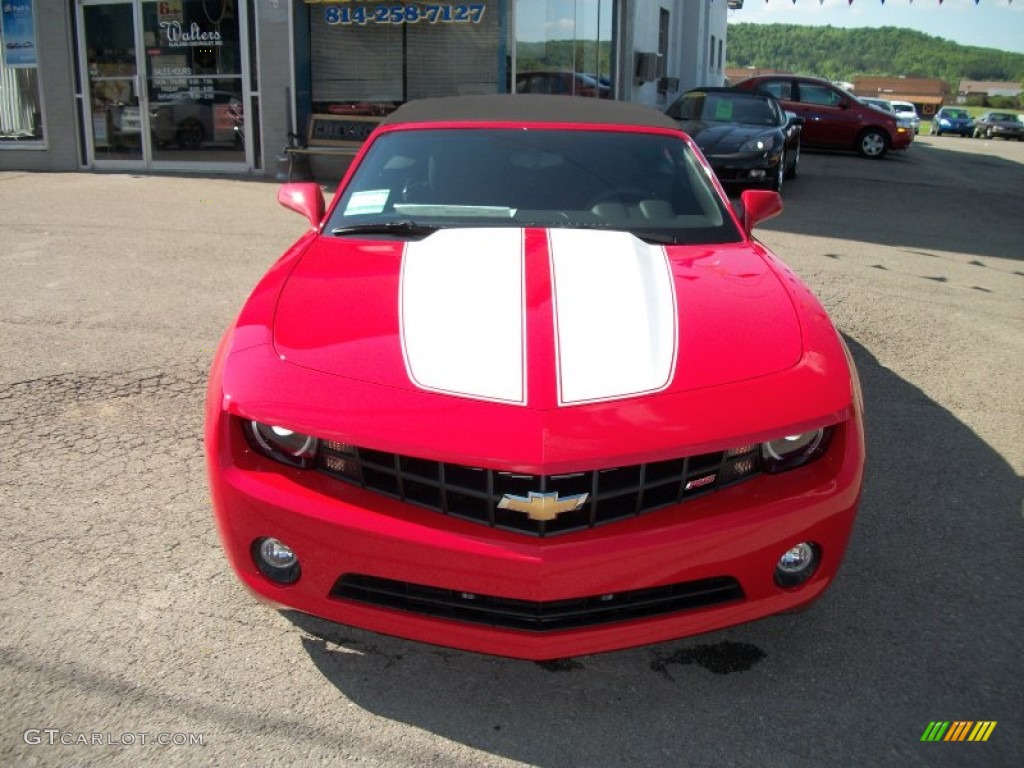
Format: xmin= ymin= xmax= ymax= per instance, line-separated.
xmin=739 ymin=135 xmax=775 ymax=153
xmin=761 ymin=428 xmax=831 ymax=473
xmin=246 ymin=420 xmax=318 ymax=468
xmin=939 ymin=118 xmax=951 ymax=126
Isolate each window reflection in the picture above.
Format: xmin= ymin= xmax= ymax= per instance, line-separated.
xmin=84 ymin=3 xmax=141 ymax=160
xmin=142 ymin=0 xmax=245 ymax=161
xmin=515 ymin=0 xmax=613 ymax=99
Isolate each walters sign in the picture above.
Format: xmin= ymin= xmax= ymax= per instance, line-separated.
xmin=160 ymin=20 xmax=223 ymax=47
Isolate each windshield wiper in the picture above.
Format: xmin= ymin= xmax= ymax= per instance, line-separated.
xmin=329 ymin=220 xmax=439 ymax=239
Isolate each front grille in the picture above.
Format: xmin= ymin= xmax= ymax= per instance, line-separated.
xmin=332 ymin=574 xmax=745 ymax=632
xmin=317 ymin=442 xmax=760 ymax=537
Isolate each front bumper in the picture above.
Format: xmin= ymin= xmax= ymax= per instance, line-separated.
xmin=708 ymin=152 xmax=783 ymax=186
xmin=991 ymin=127 xmax=1024 ymax=139
xmin=208 ymin=408 xmax=864 ymax=659
xmin=936 ymin=122 xmax=973 ymax=136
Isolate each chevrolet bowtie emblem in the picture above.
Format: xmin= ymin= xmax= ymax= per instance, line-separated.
xmin=498 ymin=491 xmax=589 ymax=522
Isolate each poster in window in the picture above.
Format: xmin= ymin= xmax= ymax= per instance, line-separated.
xmin=2 ymin=0 xmax=37 ymax=68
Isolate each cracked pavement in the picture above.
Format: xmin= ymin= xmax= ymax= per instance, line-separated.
xmin=1 ymin=136 xmax=1021 ymax=767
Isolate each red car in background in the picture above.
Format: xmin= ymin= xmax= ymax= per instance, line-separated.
xmin=733 ymin=74 xmax=911 ymax=158
xmin=206 ymin=95 xmax=865 ymax=660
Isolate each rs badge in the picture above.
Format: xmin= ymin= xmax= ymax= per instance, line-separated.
xmin=498 ymin=491 xmax=589 ymax=522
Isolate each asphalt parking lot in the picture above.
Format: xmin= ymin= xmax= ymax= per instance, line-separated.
xmin=2 ymin=133 xmax=1021 ymax=767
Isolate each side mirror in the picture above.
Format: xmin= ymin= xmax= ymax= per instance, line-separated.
xmin=739 ymin=189 xmax=782 ymax=235
xmin=277 ymin=183 xmax=325 ymax=229
xmin=787 ymin=112 xmax=805 ymax=127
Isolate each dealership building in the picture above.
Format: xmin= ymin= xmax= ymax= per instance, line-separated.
xmin=0 ymin=0 xmax=727 ymax=177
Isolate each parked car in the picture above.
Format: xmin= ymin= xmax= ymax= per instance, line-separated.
xmin=206 ymin=94 xmax=865 ymax=660
xmin=859 ymin=97 xmax=915 ymax=142
xmin=514 ymin=70 xmax=610 ymax=98
xmin=971 ymin=111 xmax=1024 ymax=141
xmin=665 ymin=87 xmax=803 ymax=192
xmin=889 ymin=100 xmax=921 ymax=134
xmin=732 ymin=74 xmax=911 ymax=158
xmin=929 ymin=107 xmax=974 ymax=137
xmin=149 ymin=90 xmax=244 ymax=150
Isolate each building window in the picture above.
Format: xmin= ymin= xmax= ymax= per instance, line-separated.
xmin=717 ymin=38 xmax=723 ymax=72
xmin=709 ymin=35 xmax=715 ymax=72
xmin=515 ymin=0 xmax=613 ymax=98
xmin=309 ymin=1 xmax=504 ymax=116
xmin=0 ymin=0 xmax=43 ymax=142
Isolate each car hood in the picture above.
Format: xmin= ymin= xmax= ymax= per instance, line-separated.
xmin=272 ymin=227 xmax=802 ymax=406
xmin=215 ymin=225 xmax=857 ymax=472
xmin=677 ymin=121 xmax=773 ymax=154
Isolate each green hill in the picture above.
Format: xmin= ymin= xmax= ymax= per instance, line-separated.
xmin=725 ymin=24 xmax=1024 ymax=87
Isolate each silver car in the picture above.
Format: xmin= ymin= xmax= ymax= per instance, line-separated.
xmin=861 ymin=97 xmax=916 ymax=142
xmin=889 ymin=101 xmax=921 ymax=135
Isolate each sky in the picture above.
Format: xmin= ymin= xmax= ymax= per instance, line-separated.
xmin=728 ymin=0 xmax=1024 ymax=55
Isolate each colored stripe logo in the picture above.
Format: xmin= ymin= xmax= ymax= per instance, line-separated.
xmin=921 ymin=721 xmax=997 ymax=742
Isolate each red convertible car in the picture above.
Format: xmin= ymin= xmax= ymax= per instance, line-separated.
xmin=206 ymin=95 xmax=864 ymax=660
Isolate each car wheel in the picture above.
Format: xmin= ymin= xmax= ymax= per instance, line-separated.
xmin=986 ymin=128 xmax=994 ymax=140
xmin=784 ymin=143 xmax=799 ymax=180
xmin=857 ymin=129 xmax=888 ymax=159
xmin=175 ymin=119 xmax=205 ymax=150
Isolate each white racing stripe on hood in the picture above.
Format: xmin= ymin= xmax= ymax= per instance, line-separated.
xmin=400 ymin=228 xmax=526 ymax=404
xmin=550 ymin=229 xmax=677 ymax=405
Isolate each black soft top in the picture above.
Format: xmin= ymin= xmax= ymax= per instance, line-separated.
xmin=381 ymin=94 xmax=680 ymax=131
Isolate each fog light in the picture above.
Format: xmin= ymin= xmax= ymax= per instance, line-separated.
xmin=253 ymin=537 xmax=301 ymax=585
xmin=774 ymin=542 xmax=819 ymax=587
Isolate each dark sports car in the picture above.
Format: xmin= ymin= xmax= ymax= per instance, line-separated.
xmin=971 ymin=111 xmax=1024 ymax=141
xmin=666 ymin=88 xmax=802 ymax=192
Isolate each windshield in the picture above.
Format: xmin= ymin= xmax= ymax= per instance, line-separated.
xmin=669 ymin=92 xmax=781 ymax=127
xmin=326 ymin=128 xmax=741 ymax=245
xmin=863 ymin=99 xmax=893 ymax=112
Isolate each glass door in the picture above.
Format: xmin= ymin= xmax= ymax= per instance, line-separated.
xmin=77 ymin=0 xmax=251 ymax=171
xmin=79 ymin=0 xmax=146 ymax=167
xmin=142 ymin=0 xmax=248 ymax=168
